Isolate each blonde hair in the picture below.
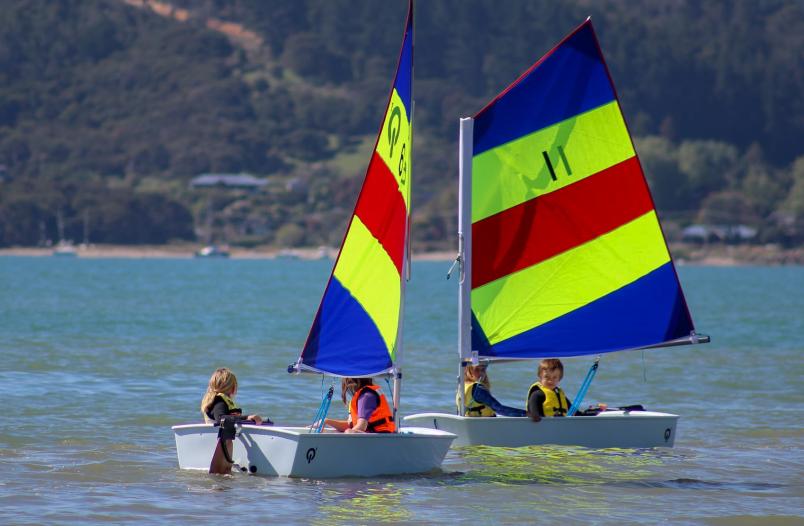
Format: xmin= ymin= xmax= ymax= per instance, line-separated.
xmin=201 ymin=367 xmax=238 ymax=422
xmin=464 ymin=364 xmax=491 ymax=390
xmin=538 ymin=358 xmax=564 ymax=380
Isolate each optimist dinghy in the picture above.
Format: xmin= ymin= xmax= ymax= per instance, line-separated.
xmin=404 ymin=18 xmax=708 ymax=449
xmin=173 ymin=1 xmax=454 ymax=477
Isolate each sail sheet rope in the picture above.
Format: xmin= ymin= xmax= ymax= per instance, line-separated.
xmin=567 ymin=358 xmax=600 ymax=416
xmin=310 ymin=380 xmax=335 ymax=434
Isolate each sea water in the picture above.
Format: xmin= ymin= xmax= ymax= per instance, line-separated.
xmin=0 ymin=257 xmax=801 ymax=525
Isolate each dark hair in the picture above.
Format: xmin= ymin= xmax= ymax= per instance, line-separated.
xmin=341 ymin=377 xmax=374 ymax=404
xmin=538 ymin=358 xmax=564 ymax=379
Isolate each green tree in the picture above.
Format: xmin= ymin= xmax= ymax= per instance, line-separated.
xmin=697 ymin=191 xmax=759 ymax=226
xmin=636 ymin=136 xmax=687 ymax=211
xmin=781 ymin=156 xmax=804 ymax=218
xmin=275 ymin=223 xmax=305 ymax=247
xmin=678 ymin=140 xmax=739 ymax=201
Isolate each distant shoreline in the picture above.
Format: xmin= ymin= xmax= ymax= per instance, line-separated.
xmin=0 ymin=243 xmax=802 ymax=265
xmin=0 ymin=244 xmax=457 ymax=262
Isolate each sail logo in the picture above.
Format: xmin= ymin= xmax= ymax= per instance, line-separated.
xmin=541 ymin=145 xmax=572 ymax=181
xmin=387 ymin=104 xmax=408 ymax=185
xmin=388 ymin=106 xmax=401 ymax=158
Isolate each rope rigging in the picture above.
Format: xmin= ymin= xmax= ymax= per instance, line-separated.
xmin=568 ymin=357 xmax=600 ymax=416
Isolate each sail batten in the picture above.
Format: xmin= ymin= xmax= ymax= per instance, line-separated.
xmin=468 ymin=19 xmax=696 ymax=359
xmin=296 ymin=3 xmax=413 ymax=377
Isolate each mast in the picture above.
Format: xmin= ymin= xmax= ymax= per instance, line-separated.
xmin=457 ymin=117 xmax=473 ymax=414
xmin=393 ymin=69 xmax=415 ymax=427
xmin=391 ymin=244 xmax=407 ymax=428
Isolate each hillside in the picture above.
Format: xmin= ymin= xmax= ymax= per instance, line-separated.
xmin=0 ymin=0 xmax=802 ymax=248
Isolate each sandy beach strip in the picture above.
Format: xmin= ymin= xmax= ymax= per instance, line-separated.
xmin=0 ymin=245 xmax=457 ymax=261
xmin=1 ymin=244 xmax=801 ymax=265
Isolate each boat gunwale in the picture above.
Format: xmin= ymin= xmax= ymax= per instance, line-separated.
xmin=403 ymin=411 xmax=679 ymax=421
xmin=172 ymin=423 xmax=456 ymax=439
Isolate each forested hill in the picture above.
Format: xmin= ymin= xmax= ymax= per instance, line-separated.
xmin=1 ymin=0 xmax=802 ymax=248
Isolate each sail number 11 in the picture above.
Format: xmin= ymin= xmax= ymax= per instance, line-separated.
xmin=542 ymin=146 xmax=572 ymax=181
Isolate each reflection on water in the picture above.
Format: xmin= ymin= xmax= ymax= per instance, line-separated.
xmin=312 ymin=482 xmax=413 ymax=525
xmin=448 ymin=445 xmax=666 ymax=486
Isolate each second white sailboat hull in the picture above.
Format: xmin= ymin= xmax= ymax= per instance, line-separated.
xmin=403 ymin=410 xmax=678 ymax=448
xmin=173 ymin=424 xmax=455 ymax=478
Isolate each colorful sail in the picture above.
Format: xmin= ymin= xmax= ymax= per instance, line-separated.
xmin=469 ymin=19 xmax=695 ymax=359
xmin=294 ymin=3 xmax=413 ymax=377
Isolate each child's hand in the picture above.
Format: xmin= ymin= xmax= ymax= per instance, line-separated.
xmin=247 ymin=414 xmax=262 ymax=425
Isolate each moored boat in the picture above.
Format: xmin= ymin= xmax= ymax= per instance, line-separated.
xmin=194 ymin=244 xmax=230 ymax=258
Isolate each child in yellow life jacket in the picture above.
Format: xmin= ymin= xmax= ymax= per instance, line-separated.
xmin=459 ymin=364 xmax=527 ymax=417
xmin=526 ymin=359 xmax=573 ymax=422
xmin=201 ymin=367 xmax=265 ymax=425
xmin=200 ymin=367 xmax=269 ymax=474
xmin=323 ymin=378 xmax=396 ymax=433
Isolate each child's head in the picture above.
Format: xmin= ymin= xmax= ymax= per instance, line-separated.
xmin=208 ymin=367 xmax=238 ymax=397
xmin=341 ymin=377 xmax=374 ymax=404
xmin=537 ymin=358 xmax=564 ymax=389
xmin=201 ymin=367 xmax=238 ymax=421
xmin=464 ymin=363 xmax=490 ymax=389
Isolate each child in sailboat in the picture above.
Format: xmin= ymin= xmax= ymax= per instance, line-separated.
xmin=458 ymin=363 xmax=527 ymax=417
xmin=201 ymin=367 xmax=270 ymax=474
xmin=526 ymin=359 xmax=573 ymax=422
xmin=323 ymin=377 xmax=396 ymax=433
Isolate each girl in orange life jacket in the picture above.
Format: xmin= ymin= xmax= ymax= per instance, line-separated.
xmin=323 ymin=378 xmax=396 ymax=433
xmin=200 ymin=368 xmax=268 ymax=473
xmin=458 ymin=364 xmax=527 ymax=417
xmin=526 ymin=358 xmax=573 ymax=422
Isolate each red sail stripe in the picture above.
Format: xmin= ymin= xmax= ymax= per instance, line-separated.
xmin=353 ymin=151 xmax=407 ymax=274
xmin=472 ymin=156 xmax=654 ymax=289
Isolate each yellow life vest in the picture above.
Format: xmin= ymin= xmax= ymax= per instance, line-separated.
xmin=456 ymin=381 xmax=496 ymax=417
xmin=526 ymin=382 xmax=568 ymax=417
xmin=204 ymin=393 xmax=242 ymax=422
xmin=218 ymin=393 xmax=240 ymax=412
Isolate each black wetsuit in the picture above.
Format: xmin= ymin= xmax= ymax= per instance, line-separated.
xmin=206 ymin=395 xmax=245 ymax=423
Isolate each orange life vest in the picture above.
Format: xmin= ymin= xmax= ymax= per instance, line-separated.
xmin=349 ymin=385 xmax=396 ymax=433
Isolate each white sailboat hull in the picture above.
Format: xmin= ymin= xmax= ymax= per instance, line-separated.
xmin=403 ymin=410 xmax=678 ymax=448
xmin=172 ymin=424 xmax=455 ymax=478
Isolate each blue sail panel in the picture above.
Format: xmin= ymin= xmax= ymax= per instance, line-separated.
xmin=473 ymin=21 xmax=615 ymax=156
xmin=302 ymin=277 xmax=393 ymax=376
xmin=394 ymin=15 xmax=413 ymax=116
xmin=472 ymin=263 xmax=694 ymax=358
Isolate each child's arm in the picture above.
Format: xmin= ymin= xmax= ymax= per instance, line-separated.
xmin=473 ymin=384 xmax=527 ymax=417
xmin=323 ymin=418 xmax=351 ymax=432
xmin=208 ymin=400 xmax=231 ymax=423
xmin=527 ymin=391 xmax=545 ymax=422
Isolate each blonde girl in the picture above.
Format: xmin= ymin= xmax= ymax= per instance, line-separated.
xmin=200 ymin=367 xmax=263 ymax=425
